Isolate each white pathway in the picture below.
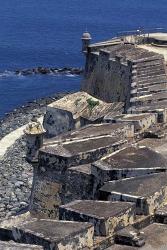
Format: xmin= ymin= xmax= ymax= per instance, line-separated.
xmin=0 ymin=117 xmax=43 ymax=160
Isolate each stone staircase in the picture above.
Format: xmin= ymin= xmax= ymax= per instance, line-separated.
xmin=129 ymin=54 xmax=167 ymax=111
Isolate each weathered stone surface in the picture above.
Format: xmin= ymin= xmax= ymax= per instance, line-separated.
xmin=43 ymin=91 xmax=124 ymax=137
xmin=64 ymin=164 xmax=94 ymax=203
xmin=110 ymin=113 xmax=157 ymax=133
xmin=106 ymin=223 xmax=167 ymax=249
xmin=115 ymin=225 xmax=145 ymax=247
xmin=59 ymin=200 xmax=135 ymax=236
xmin=100 ymin=172 xmax=167 ymax=215
xmin=91 ymin=146 xmax=167 ymax=187
xmin=12 ymin=219 xmax=94 ymax=250
xmin=50 ymin=122 xmax=133 ymax=143
xmin=30 ymin=132 xmax=127 ymax=218
xmin=82 ymin=43 xmax=167 ymax=111
xmin=0 ymin=241 xmax=42 ymax=250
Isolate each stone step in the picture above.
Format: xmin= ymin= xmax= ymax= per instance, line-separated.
xmin=136 ymin=71 xmax=166 ymax=79
xmin=91 ymin=146 xmax=167 ymax=186
xmin=100 ymin=172 xmax=167 ymax=215
xmin=128 ymin=100 xmax=167 ymax=116
xmin=132 ymin=68 xmax=166 ymax=77
xmin=0 ymin=241 xmax=43 ymax=250
xmin=110 ymin=223 xmax=167 ymax=250
xmin=11 ymin=219 xmax=94 ymax=250
xmin=136 ymin=80 xmax=167 ymax=89
xmin=132 ymin=55 xmax=164 ymax=63
xmin=109 ymin=113 xmax=157 ymax=133
xmin=134 ymin=75 xmax=167 ymax=82
xmin=147 ymin=82 xmax=167 ymax=91
xmin=135 ymin=89 xmax=167 ymax=98
xmin=130 ymin=92 xmax=167 ymax=106
xmin=132 ymin=73 xmax=167 ymax=81
xmin=137 ymin=82 xmax=167 ymax=92
xmin=130 ymin=90 xmax=149 ymax=97
xmin=115 ymin=225 xmax=145 ymax=247
xmin=136 ymin=78 xmax=167 ymax=87
xmin=59 ymin=200 xmax=136 ymax=236
xmin=132 ymin=59 xmax=164 ymax=68
xmin=132 ymin=64 xmax=165 ymax=74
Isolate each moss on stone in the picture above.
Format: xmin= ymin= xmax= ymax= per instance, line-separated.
xmin=86 ymin=98 xmax=99 ymax=112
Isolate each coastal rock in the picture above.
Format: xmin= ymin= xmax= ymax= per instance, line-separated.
xmin=14 ymin=66 xmax=83 ymax=76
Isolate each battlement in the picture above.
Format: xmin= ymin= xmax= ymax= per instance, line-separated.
xmin=2 ymin=32 xmax=167 ymax=249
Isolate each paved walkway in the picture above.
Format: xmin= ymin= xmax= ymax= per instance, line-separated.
xmin=0 ymin=117 xmax=43 ymax=160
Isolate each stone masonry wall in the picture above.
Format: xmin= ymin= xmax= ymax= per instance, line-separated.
xmin=82 ymin=50 xmax=132 ymax=110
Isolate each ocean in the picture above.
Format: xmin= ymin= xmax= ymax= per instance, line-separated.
xmin=0 ymin=0 xmax=167 ymax=118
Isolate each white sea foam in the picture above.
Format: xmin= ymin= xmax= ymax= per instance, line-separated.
xmin=0 ymin=70 xmax=15 ymax=78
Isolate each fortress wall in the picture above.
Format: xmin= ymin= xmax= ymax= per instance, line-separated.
xmin=29 ymin=145 xmax=114 ymax=218
xmin=82 ymin=50 xmax=132 ymax=110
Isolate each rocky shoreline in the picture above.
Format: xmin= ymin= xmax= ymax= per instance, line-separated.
xmin=14 ymin=66 xmax=83 ymax=76
xmin=0 ymin=91 xmax=71 ymax=218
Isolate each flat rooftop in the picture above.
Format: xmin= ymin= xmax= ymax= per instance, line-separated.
xmin=109 ymin=223 xmax=167 ymax=250
xmin=0 ymin=241 xmax=42 ymax=250
xmin=46 ymin=123 xmax=128 ymax=144
xmin=14 ymin=219 xmax=92 ymax=243
xmin=60 ymin=200 xmax=134 ymax=219
xmin=138 ymin=43 xmax=167 ymax=62
xmin=95 ymin=146 xmax=167 ymax=170
xmin=138 ymin=138 xmax=167 ymax=159
xmin=102 ymin=44 xmax=162 ymax=62
xmin=100 ymin=172 xmax=167 ymax=197
xmin=120 ymin=113 xmax=154 ymax=121
xmin=41 ymin=135 xmax=126 ymax=157
xmin=47 ymin=91 xmax=122 ymax=121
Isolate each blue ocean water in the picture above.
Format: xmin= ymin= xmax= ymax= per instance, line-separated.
xmin=0 ymin=0 xmax=167 ymax=117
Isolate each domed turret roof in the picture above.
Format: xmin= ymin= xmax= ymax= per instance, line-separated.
xmin=24 ymin=118 xmax=46 ymax=135
xmin=81 ymin=31 xmax=92 ymax=40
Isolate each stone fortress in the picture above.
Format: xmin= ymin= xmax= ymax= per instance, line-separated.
xmin=1 ymin=30 xmax=167 ymax=249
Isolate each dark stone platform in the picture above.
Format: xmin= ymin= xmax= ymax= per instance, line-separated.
xmin=138 ymin=137 xmax=167 ymax=159
xmin=50 ymin=123 xmax=131 ymax=142
xmin=100 ymin=173 xmax=167 ymax=215
xmin=59 ymin=200 xmax=135 ymax=236
xmin=91 ymin=146 xmax=167 ymax=184
xmin=115 ymin=225 xmax=145 ymax=247
xmin=107 ymin=223 xmax=167 ymax=249
xmin=0 ymin=241 xmax=42 ymax=250
xmin=39 ymin=134 xmax=127 ymax=171
xmin=12 ymin=219 xmax=94 ymax=249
